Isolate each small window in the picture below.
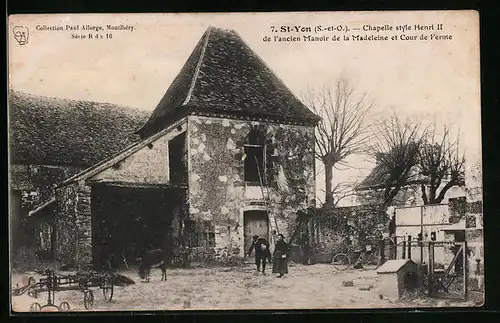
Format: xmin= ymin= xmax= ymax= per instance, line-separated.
xmin=468 ymin=201 xmax=482 ymax=214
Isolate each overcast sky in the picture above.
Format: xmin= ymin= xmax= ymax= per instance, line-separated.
xmin=9 ymin=11 xmax=481 ymax=204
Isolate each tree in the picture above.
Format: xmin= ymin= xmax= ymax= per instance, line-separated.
xmin=316 ymin=181 xmax=359 ymax=209
xmin=418 ymin=125 xmax=465 ymax=204
xmin=367 ymin=113 xmax=427 ymax=208
xmin=303 ymin=79 xmax=372 ymax=207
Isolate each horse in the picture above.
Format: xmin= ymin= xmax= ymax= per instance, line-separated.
xmin=137 ymin=249 xmax=170 ymax=282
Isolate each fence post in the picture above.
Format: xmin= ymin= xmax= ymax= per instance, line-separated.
xmin=428 ymin=241 xmax=434 ymax=297
xmin=463 ymin=242 xmax=468 ymax=301
xmin=407 ymin=235 xmax=412 ymax=260
xmin=394 ymin=236 xmax=398 ymax=259
xmin=402 ymin=236 xmax=407 ymax=259
xmin=379 ymin=238 xmax=386 ymax=265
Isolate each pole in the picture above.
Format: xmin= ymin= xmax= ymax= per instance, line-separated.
xmin=463 ymin=242 xmax=468 ymax=301
xmin=379 ymin=237 xmax=386 ymax=265
xmin=428 ymin=241 xmax=434 ymax=297
xmin=402 ymin=238 xmax=406 ymax=259
xmin=407 ymin=235 xmax=412 ymax=260
xmin=394 ymin=236 xmax=398 ymax=259
xmin=420 ymin=206 xmax=424 ymax=263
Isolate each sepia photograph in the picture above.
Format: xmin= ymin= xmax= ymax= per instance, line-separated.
xmin=8 ymin=11 xmax=482 ymax=312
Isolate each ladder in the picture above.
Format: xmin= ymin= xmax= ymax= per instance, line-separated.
xmin=254 ymin=156 xmax=279 ymax=239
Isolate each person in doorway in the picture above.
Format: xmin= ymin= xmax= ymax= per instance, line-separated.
xmin=247 ymin=235 xmax=272 ymax=274
xmin=272 ymin=234 xmax=290 ymax=278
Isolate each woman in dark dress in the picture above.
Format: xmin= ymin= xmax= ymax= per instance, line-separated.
xmin=272 ymin=234 xmax=290 ymax=278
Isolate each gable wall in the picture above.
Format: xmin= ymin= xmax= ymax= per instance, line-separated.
xmin=91 ymin=121 xmax=187 ymax=184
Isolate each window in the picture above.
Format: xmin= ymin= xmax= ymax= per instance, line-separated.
xmin=183 ymin=220 xmax=215 ymax=248
xmin=243 ymin=125 xmax=271 ymax=184
xmin=244 ymin=145 xmax=265 ymax=183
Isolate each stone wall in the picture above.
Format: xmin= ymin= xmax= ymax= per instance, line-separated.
xmin=187 ymin=116 xmax=316 ymax=258
xmin=54 ymin=183 xmax=78 ymax=265
xmin=311 ymin=205 xmax=388 ymax=262
xmin=53 ymin=181 xmax=93 ymax=266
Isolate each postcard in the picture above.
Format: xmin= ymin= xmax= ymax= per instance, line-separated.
xmin=8 ymin=11 xmax=482 ymax=312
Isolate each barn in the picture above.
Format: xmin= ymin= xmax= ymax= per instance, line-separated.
xmin=8 ymin=90 xmax=148 ymax=264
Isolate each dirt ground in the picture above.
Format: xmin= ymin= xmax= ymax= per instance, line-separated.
xmin=11 ymin=263 xmax=480 ymax=312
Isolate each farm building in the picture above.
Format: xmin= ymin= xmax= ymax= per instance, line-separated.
xmin=8 ymin=91 xmax=149 ymax=262
xmin=29 ymin=27 xmax=320 ymax=268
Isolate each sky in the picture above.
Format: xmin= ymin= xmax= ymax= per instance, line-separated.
xmin=8 ymin=11 xmax=482 ymax=204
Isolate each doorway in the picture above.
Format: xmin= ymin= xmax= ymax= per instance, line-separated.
xmin=91 ymin=184 xmax=182 ymax=269
xmin=244 ymin=210 xmax=269 ymax=257
xmin=10 ymin=190 xmax=22 ymax=253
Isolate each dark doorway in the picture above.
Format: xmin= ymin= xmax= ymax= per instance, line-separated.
xmin=244 ymin=210 xmax=269 ymax=257
xmin=10 ymin=190 xmax=22 ymax=253
xmin=91 ymin=184 xmax=182 ymax=269
xmin=403 ymin=272 xmax=419 ymax=293
xmin=169 ymin=133 xmax=187 ymax=184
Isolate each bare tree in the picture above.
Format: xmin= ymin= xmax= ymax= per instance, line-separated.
xmin=303 ymin=78 xmax=372 ymax=206
xmin=316 ymin=181 xmax=359 ymax=210
xmin=418 ymin=124 xmax=465 ymax=204
xmin=367 ymin=113 xmax=427 ymax=208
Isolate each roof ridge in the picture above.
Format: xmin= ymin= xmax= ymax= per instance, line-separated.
xmin=181 ymin=27 xmax=213 ymax=106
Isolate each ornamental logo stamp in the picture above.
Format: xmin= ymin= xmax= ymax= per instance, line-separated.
xmin=12 ymin=26 xmax=29 ymax=45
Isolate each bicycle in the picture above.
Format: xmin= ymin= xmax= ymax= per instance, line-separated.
xmin=331 ymin=236 xmax=379 ymax=271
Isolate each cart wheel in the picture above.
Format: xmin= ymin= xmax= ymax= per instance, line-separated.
xmin=332 ymin=253 xmax=350 ymax=271
xmin=28 ymin=288 xmax=39 ymax=298
xmin=83 ymin=290 xmax=94 ymax=310
xmin=30 ymin=302 xmax=41 ymax=312
xmin=60 ymin=302 xmax=71 ymax=311
xmin=102 ymin=278 xmax=114 ymax=301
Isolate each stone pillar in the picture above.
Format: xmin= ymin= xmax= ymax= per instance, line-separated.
xmin=54 ymin=184 xmax=78 ymax=266
xmin=75 ymin=183 xmax=93 ymax=267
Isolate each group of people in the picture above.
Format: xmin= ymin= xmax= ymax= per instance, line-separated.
xmin=247 ymin=233 xmax=289 ymax=278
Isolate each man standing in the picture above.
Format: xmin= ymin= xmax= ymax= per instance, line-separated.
xmin=247 ymin=235 xmax=272 ymax=274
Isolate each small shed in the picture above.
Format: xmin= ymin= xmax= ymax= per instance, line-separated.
xmin=377 ymin=259 xmax=419 ymax=300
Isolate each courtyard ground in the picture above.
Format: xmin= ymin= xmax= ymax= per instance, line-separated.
xmin=11 ymin=263 xmax=480 ymax=312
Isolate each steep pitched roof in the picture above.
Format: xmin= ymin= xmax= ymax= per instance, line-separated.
xmin=356 ymin=163 xmax=392 ymax=190
xmin=8 ymin=91 xmax=149 ymax=168
xmin=137 ymin=27 xmax=320 ymax=138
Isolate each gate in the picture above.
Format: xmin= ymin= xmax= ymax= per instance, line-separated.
xmin=391 ymin=237 xmax=468 ymax=301
xmin=426 ymin=241 xmax=467 ymax=301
